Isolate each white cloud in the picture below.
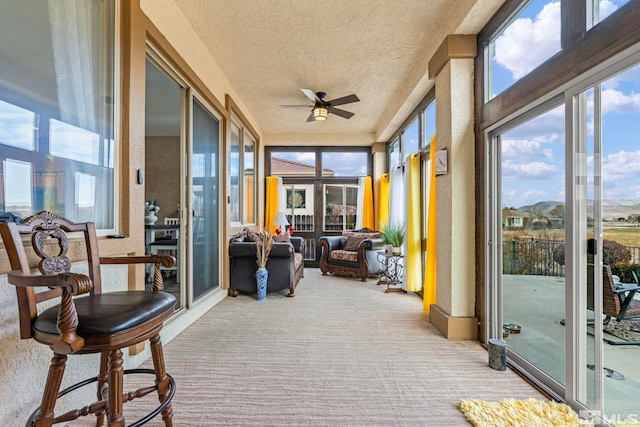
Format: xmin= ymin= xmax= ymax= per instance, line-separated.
xmin=598 ymin=0 xmax=619 ymax=21
xmin=503 ymin=188 xmax=517 ymax=198
xmin=502 ymin=138 xmax=554 ymax=162
xmin=494 ymin=1 xmax=561 ymax=80
xmin=597 ymin=150 xmax=640 ymax=199
xmin=502 ymin=160 xmax=559 ymax=180
xmin=601 ymin=88 xmax=640 ymax=114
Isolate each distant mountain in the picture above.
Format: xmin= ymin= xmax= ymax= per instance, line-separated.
xmin=516 ymin=200 xmax=640 ymax=220
xmin=518 ymin=201 xmax=564 ymax=215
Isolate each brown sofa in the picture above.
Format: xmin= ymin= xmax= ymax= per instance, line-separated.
xmin=229 ymin=229 xmax=304 ymax=297
xmin=319 ymin=228 xmax=383 ymax=281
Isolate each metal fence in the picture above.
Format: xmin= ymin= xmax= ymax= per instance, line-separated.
xmin=503 ymin=239 xmax=640 ymax=276
xmin=503 ymin=239 xmax=565 ymax=277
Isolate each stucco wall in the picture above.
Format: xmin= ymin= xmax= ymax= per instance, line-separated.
xmin=0 ymin=265 xmax=157 ymax=423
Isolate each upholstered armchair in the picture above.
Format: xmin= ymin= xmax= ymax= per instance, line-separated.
xmin=319 ymin=228 xmax=384 ymax=281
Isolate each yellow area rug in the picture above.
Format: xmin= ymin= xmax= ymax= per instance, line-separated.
xmin=457 ymin=398 xmax=588 ymax=426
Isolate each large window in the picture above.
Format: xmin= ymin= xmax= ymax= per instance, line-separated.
xmin=487 ymin=0 xmax=561 ymax=100
xmin=266 ymin=147 xmax=372 ymax=264
xmin=229 ymin=118 xmax=256 ymax=225
xmin=386 ymin=93 xmax=435 ymax=171
xmin=0 ymin=1 xmax=116 ymax=228
xmin=487 ymin=0 xmax=632 ymax=102
xmin=403 ymin=118 xmax=419 ymax=155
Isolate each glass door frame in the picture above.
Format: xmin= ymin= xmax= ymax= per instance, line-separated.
xmin=563 ymin=46 xmax=640 ymax=418
xmin=145 ymin=44 xmax=225 ymax=310
xmin=485 ymin=95 xmax=566 ymax=401
xmin=186 ymin=90 xmax=224 ymax=304
xmin=145 ymin=47 xmax=188 ymax=310
xmin=486 ymin=44 xmax=640 ymax=421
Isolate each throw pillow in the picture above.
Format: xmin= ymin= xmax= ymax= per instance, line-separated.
xmin=273 ymin=234 xmax=291 ymax=243
xmin=344 ymin=236 xmax=365 ymax=251
xmin=244 ymin=229 xmax=257 ymax=242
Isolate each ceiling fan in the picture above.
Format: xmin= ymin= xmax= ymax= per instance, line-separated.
xmin=279 ymin=88 xmax=360 ymax=122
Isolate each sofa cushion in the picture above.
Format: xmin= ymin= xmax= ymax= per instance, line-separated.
xmin=231 ymin=227 xmax=258 ymax=242
xmin=342 ymin=230 xmax=381 ymax=240
xmin=344 ymin=236 xmax=365 ymax=251
xmin=330 ymin=249 xmax=359 ymax=263
xmin=273 ymin=234 xmax=291 ymax=243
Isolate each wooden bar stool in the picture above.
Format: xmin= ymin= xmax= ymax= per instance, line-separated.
xmin=0 ymin=211 xmax=177 ymax=426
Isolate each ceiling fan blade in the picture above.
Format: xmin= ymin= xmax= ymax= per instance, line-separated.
xmin=327 ymin=94 xmax=359 ymax=107
xmin=330 ymin=107 xmax=355 ymax=119
xmin=306 ymin=111 xmax=316 ymax=122
xmin=279 ymin=104 xmax=312 ymax=108
xmin=300 ymin=88 xmax=320 ymax=103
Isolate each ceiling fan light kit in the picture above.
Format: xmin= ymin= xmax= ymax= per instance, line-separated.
xmin=280 ymin=88 xmax=360 ymax=122
xmin=313 ymin=106 xmax=329 ymax=121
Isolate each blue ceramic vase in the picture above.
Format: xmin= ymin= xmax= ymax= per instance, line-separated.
xmin=255 ymin=267 xmax=268 ymax=301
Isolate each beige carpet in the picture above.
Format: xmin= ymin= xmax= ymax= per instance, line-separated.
xmin=107 ymin=268 xmax=547 ymax=426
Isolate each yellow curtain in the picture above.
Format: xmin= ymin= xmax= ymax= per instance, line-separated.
xmin=424 ymin=136 xmax=438 ymax=311
xmin=405 ymin=153 xmax=421 ymax=292
xmin=265 ymin=176 xmax=280 ymax=233
xmin=361 ymin=176 xmax=375 ymax=229
xmin=244 ymin=175 xmax=254 ymax=224
xmin=378 ymin=173 xmax=390 ymax=230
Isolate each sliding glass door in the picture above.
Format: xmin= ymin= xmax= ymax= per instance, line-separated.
xmin=492 ymin=103 xmax=566 ymax=389
xmin=568 ymin=60 xmax=640 ymax=421
xmin=190 ymin=97 xmax=220 ymax=300
xmin=145 ymin=49 xmax=222 ymax=307
xmin=489 ymin=52 xmax=640 ymax=423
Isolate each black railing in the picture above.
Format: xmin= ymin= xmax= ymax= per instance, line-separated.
xmin=503 ymin=240 xmax=640 ymax=277
xmin=503 ymin=239 xmax=565 ymax=276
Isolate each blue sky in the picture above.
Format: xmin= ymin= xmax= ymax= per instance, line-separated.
xmin=496 ymin=0 xmax=639 ymax=209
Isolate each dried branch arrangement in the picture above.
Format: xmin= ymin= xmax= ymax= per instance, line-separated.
xmin=254 ymin=230 xmax=273 ymax=268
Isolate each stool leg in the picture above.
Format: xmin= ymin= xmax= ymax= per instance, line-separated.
xmin=33 ymin=353 xmax=67 ymax=427
xmin=150 ymin=334 xmax=173 ymax=426
xmin=107 ymin=349 xmax=125 ymax=427
xmin=95 ymin=351 xmax=109 ymax=426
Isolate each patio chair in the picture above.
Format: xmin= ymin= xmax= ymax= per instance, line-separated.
xmin=587 ymin=264 xmax=640 ymax=345
xmin=0 ymin=211 xmax=176 ymax=426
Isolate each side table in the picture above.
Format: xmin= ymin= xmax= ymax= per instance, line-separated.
xmin=376 ymin=251 xmax=406 ymax=293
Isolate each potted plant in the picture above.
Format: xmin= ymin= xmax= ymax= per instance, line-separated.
xmin=254 ymin=229 xmax=273 ymax=301
xmin=381 ymin=222 xmax=405 ymax=255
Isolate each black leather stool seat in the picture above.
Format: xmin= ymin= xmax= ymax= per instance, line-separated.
xmin=34 ymin=291 xmax=176 ymax=337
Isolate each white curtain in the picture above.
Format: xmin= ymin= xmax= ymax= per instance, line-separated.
xmin=355 ymin=177 xmax=366 ymax=229
xmin=48 ymin=0 xmax=98 ymax=131
xmin=278 ymin=177 xmax=286 ymax=211
xmin=389 ymin=166 xmax=405 ymax=226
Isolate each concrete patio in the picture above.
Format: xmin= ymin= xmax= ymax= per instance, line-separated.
xmin=503 ymin=274 xmax=640 ymax=417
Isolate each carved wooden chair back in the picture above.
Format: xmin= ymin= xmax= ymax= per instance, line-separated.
xmin=1 ymin=211 xmax=102 ymax=339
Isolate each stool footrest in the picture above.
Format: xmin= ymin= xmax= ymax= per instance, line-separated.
xmin=27 ymin=368 xmax=175 ymax=427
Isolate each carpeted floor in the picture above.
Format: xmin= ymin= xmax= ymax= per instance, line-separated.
xmin=107 ymin=268 xmax=548 ymax=426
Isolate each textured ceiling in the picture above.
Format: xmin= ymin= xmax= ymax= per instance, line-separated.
xmin=172 ymin=0 xmax=504 ymax=142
